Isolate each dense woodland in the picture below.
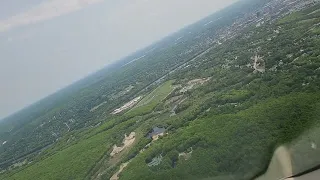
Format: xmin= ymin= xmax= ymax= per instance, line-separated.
xmin=0 ymin=0 xmax=320 ymax=180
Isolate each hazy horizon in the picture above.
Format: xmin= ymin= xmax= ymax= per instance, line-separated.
xmin=0 ymin=0 xmax=237 ymax=119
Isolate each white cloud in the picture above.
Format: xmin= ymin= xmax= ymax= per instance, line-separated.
xmin=0 ymin=0 xmax=104 ymax=32
xmin=0 ymin=0 xmax=236 ymax=32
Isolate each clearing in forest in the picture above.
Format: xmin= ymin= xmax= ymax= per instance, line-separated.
xmin=127 ymin=80 xmax=174 ymax=116
xmin=110 ymin=132 xmax=136 ymax=157
xmin=111 ymin=97 xmax=142 ymax=114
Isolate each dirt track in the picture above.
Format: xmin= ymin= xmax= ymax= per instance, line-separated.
xmin=110 ymin=162 xmax=130 ymax=180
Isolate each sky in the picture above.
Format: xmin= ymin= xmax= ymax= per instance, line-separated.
xmin=0 ymin=0 xmax=236 ymax=119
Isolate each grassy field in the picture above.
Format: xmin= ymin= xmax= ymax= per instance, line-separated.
xmin=126 ymin=80 xmax=174 ymax=117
